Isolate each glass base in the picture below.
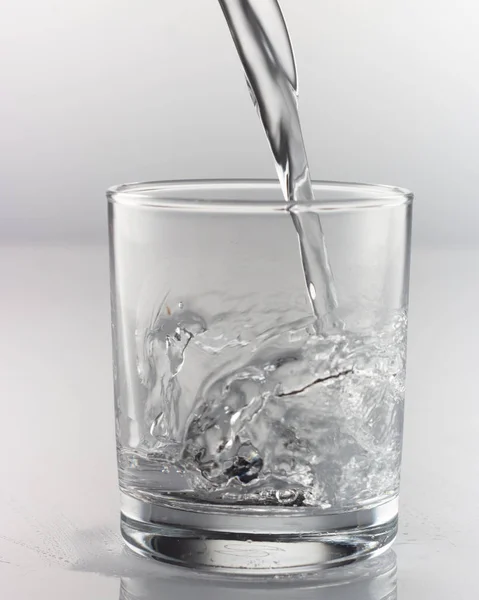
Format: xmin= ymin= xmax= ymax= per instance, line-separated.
xmin=120 ymin=492 xmax=398 ymax=574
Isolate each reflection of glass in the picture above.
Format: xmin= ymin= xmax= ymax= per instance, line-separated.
xmin=109 ymin=180 xmax=412 ymax=571
xmin=119 ymin=551 xmax=397 ymax=600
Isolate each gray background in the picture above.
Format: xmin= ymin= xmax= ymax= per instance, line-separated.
xmin=1 ymin=2 xmax=478 ymax=599
xmin=1 ymin=0 xmax=479 ymax=244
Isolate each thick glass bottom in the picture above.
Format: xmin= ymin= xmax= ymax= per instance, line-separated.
xmin=120 ymin=492 xmax=398 ymax=574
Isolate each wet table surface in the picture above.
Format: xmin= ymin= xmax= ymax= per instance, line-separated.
xmin=1 ymin=244 xmax=477 ymax=599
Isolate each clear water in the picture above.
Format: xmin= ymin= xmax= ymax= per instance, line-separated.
xmin=218 ymin=0 xmax=337 ymax=320
xmin=119 ymin=302 xmax=406 ymax=509
xmin=116 ymin=2 xmax=406 ymax=512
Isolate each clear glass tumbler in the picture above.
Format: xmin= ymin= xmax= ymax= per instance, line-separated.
xmin=108 ymin=180 xmax=413 ymax=574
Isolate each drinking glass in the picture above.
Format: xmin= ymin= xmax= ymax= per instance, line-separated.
xmin=108 ymin=180 xmax=413 ymax=573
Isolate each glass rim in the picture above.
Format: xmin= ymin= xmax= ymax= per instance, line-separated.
xmin=107 ymin=179 xmax=413 ymax=212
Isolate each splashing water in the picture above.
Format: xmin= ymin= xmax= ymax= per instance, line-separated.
xmin=119 ymin=300 xmax=406 ymax=509
xmin=115 ymin=3 xmax=407 ymax=511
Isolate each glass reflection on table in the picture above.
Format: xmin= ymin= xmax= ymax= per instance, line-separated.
xmin=119 ymin=550 xmax=397 ymax=600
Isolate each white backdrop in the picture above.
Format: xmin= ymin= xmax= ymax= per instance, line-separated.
xmin=1 ymin=0 xmax=478 ymax=244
